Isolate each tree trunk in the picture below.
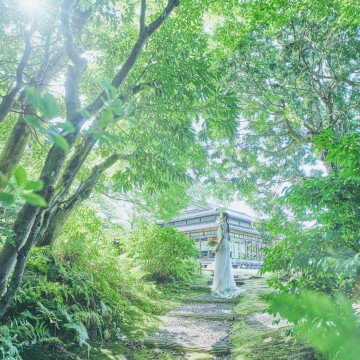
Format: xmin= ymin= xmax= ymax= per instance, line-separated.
xmin=38 ymin=154 xmax=120 ymax=248
xmin=0 ymin=0 xmax=87 ymax=305
xmin=0 ymin=113 xmax=32 ymax=190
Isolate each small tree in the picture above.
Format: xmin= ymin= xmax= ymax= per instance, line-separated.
xmin=122 ymin=223 xmax=199 ymax=281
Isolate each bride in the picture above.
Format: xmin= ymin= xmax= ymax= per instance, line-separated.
xmin=211 ymin=212 xmax=240 ymax=297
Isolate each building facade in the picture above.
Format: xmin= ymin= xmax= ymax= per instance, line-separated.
xmin=162 ymin=206 xmax=264 ymax=269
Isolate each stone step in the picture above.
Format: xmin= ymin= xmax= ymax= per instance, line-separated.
xmin=167 ymin=312 xmax=235 ymax=321
xmin=167 ymin=303 xmax=235 ymax=321
xmin=188 ymin=284 xmax=211 ymax=293
xmin=143 ymin=338 xmax=231 ymax=356
xmin=207 ymin=280 xmax=244 ymax=286
xmin=188 ymin=295 xmax=239 ymax=304
xmin=144 ymin=316 xmax=232 ymax=356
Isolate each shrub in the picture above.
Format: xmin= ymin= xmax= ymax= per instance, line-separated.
xmin=0 ymin=205 xmax=167 ymax=359
xmin=122 ymin=223 xmax=199 ymax=281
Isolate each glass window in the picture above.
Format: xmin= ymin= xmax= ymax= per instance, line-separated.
xmin=187 ymin=218 xmax=201 ymax=225
xmin=201 ymin=216 xmax=216 ymax=222
xmin=174 ymin=220 xmax=186 ymax=226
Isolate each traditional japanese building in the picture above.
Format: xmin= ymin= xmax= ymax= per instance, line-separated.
xmin=161 ymin=205 xmax=264 ymax=269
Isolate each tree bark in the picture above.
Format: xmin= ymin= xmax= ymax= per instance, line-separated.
xmin=37 ymin=154 xmax=120 ymax=248
xmin=0 ymin=188 xmax=53 ymax=318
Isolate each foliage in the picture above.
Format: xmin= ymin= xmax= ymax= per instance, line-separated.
xmin=261 ymin=131 xmax=360 ymax=359
xmin=200 ymin=4 xmax=360 ymax=214
xmin=122 ymin=223 xmax=199 ymax=281
xmin=0 ymin=0 xmax=243 ymax=317
xmin=267 ymin=291 xmax=360 ymax=360
xmin=261 ymin=132 xmax=360 ymax=298
xmin=0 ymin=205 xmax=179 ymax=359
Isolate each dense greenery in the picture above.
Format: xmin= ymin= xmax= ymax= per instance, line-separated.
xmin=261 ymin=131 xmax=360 ymax=359
xmin=122 ymin=223 xmax=199 ymax=281
xmin=1 ymin=0 xmax=360 ymax=359
xmin=0 ymin=205 xmax=198 ymax=359
xmin=0 ymin=0 xmax=239 ymax=319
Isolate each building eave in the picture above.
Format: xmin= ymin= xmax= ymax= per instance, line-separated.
xmin=168 ymin=207 xmax=254 ymax=223
xmin=172 ymin=221 xmax=260 ymax=235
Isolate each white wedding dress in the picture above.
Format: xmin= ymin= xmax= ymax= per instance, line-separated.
xmin=211 ymin=221 xmax=243 ymax=297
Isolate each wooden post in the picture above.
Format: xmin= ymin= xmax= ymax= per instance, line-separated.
xmin=233 ymin=240 xmax=236 ymax=259
xmin=256 ymin=241 xmax=259 ymax=262
xmin=245 ymin=239 xmax=248 ymax=261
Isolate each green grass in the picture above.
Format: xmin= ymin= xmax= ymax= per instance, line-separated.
xmin=230 ymin=270 xmax=315 ymax=360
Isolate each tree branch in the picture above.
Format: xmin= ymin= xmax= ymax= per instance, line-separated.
xmin=85 ymin=0 xmax=179 ymax=116
xmin=0 ymin=23 xmax=35 ymax=122
xmin=139 ymin=0 xmax=147 ymax=35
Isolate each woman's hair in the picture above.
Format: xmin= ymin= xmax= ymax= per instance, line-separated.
xmin=220 ymin=212 xmax=230 ymax=233
xmin=220 ymin=212 xmax=229 ymax=221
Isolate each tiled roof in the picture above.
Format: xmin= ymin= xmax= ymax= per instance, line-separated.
xmin=171 ymin=209 xmax=218 ymax=221
xmin=170 ymin=207 xmax=254 ymax=223
xmin=173 ymin=221 xmax=260 ymax=235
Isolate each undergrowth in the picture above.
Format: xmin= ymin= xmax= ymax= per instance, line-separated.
xmin=0 ymin=205 xmax=196 ymax=359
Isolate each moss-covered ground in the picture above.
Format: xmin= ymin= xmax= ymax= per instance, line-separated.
xmin=230 ymin=270 xmax=315 ymax=360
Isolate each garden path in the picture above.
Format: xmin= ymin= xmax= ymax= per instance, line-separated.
xmin=143 ymin=270 xmax=301 ymax=359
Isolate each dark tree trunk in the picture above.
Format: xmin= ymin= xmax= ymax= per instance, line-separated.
xmin=38 ymin=154 xmax=120 ymax=248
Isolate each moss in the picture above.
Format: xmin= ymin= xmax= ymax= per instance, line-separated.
xmin=231 ymin=271 xmax=315 ymax=360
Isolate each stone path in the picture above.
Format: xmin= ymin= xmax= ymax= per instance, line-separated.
xmin=143 ymin=276 xmax=247 ymax=358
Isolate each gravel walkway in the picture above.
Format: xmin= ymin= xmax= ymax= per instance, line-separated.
xmin=143 ymin=283 xmax=246 ymax=358
xmin=142 ymin=272 xmax=302 ymax=359
xmin=168 ymin=303 xmax=234 ymax=317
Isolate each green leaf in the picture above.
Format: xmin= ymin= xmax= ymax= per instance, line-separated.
xmin=101 ymin=78 xmax=117 ymax=100
xmin=0 ymin=192 xmax=15 ymax=205
xmin=98 ymin=110 xmax=114 ymax=127
xmin=49 ymin=121 xmax=75 ymax=133
xmin=110 ymin=99 xmax=124 ymax=116
xmin=24 ymin=180 xmax=44 ymax=191
xmin=124 ymin=102 xmax=132 ymax=116
xmin=22 ymin=193 xmax=47 ymax=207
xmin=0 ymin=228 xmax=13 ymax=237
xmin=41 ymin=93 xmax=59 ymax=120
xmin=25 ymin=86 xmax=42 ymax=109
xmin=77 ymin=109 xmax=91 ymax=119
xmin=25 ymin=115 xmax=42 ymax=130
xmin=48 ymin=133 xmax=70 ymax=153
xmin=14 ymin=166 xmax=27 ymax=186
xmin=101 ymin=130 xmax=119 ymax=143
xmin=6 ymin=237 xmax=15 ymax=246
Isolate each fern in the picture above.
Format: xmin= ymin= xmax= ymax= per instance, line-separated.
xmin=64 ymin=322 xmax=89 ymax=349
